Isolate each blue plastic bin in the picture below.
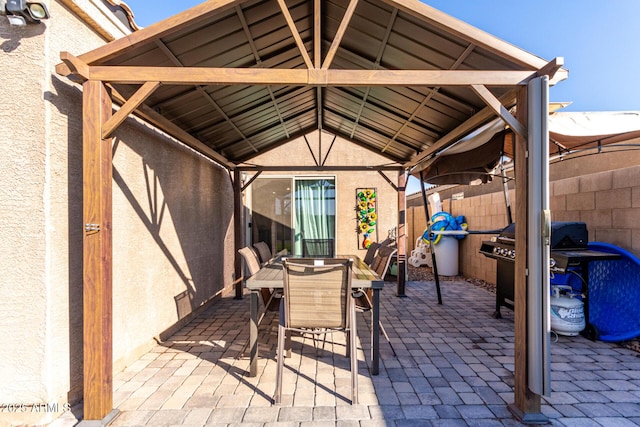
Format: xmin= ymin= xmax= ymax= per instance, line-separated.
xmin=587 ymin=242 xmax=640 ymax=342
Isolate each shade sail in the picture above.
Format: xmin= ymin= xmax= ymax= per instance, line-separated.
xmin=413 ymin=111 xmax=640 ymax=185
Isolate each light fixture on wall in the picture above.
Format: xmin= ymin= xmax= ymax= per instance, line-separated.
xmin=0 ymin=0 xmax=50 ymax=26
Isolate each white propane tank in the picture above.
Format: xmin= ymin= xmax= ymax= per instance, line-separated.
xmin=550 ymin=285 xmax=585 ymax=336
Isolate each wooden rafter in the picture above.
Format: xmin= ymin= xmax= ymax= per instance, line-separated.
xmin=321 ymin=0 xmax=360 ymax=70
xmin=236 ymin=5 xmax=290 ymax=139
xmin=381 ymin=43 xmax=476 ymax=153
xmin=349 ymin=8 xmax=398 ymax=139
xmin=472 ymin=84 xmax=527 ymax=139
xmin=314 ymin=0 xmax=321 ymax=68
xmin=154 ymin=39 xmax=258 ymax=153
xmin=276 ymin=0 xmax=314 ymax=69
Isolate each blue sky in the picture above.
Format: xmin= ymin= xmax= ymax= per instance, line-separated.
xmin=124 ymin=0 xmax=640 ymax=193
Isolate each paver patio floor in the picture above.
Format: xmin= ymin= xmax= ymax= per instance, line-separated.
xmin=52 ymin=279 xmax=640 ymax=426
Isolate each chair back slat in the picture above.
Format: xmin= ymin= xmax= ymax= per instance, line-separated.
xmin=302 ymin=238 xmax=335 ymax=258
xmin=372 ymin=246 xmax=397 ymax=279
xmin=252 ymin=241 xmax=272 ymax=264
xmin=283 ymin=259 xmax=352 ymax=329
xmin=363 ymin=242 xmax=382 ymax=266
xmin=238 ymin=246 xmax=261 ymax=276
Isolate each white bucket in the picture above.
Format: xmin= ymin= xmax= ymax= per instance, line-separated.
xmin=433 ymin=236 xmax=459 ymax=276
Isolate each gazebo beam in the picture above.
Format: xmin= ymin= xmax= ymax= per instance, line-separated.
xmin=61 ymin=62 xmax=537 ymax=87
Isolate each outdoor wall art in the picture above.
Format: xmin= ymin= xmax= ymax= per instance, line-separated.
xmin=356 ymin=188 xmax=378 ymax=248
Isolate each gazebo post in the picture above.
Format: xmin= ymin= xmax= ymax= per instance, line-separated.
xmin=233 ymin=169 xmax=244 ymax=299
xmin=80 ymin=80 xmax=118 ymax=425
xmin=510 ymin=82 xmax=550 ymax=424
xmin=396 ymin=171 xmax=407 ymax=296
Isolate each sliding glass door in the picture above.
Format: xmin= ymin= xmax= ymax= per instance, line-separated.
xmin=293 ymin=178 xmax=336 ymax=256
xmin=251 ymin=176 xmax=335 ymax=257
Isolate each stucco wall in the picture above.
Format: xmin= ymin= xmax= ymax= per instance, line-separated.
xmin=407 ymin=148 xmax=640 ymax=285
xmin=246 ymin=132 xmax=402 ymax=258
xmin=0 ymin=2 xmax=235 ymax=425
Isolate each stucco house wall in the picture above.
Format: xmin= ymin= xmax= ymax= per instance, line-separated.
xmin=407 ymin=147 xmax=640 ymax=285
xmin=245 ymin=132 xmax=402 ymax=259
xmin=0 ymin=2 xmax=235 ymax=425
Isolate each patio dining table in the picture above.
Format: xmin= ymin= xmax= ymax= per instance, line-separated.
xmin=245 ymin=255 xmax=384 ymax=377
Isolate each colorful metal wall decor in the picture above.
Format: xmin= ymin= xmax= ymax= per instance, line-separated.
xmin=356 ymin=188 xmax=378 ymax=248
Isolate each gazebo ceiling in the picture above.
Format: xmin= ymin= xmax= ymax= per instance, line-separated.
xmin=57 ymin=0 xmax=566 ymax=171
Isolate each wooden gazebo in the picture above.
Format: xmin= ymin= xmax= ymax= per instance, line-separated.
xmin=56 ymin=0 xmax=566 ymax=423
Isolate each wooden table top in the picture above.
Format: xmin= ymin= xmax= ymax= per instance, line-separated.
xmin=245 ymin=255 xmax=384 ymax=290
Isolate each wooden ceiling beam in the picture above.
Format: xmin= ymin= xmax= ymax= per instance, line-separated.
xmin=349 ymin=8 xmax=397 ymax=139
xmin=382 ymin=43 xmax=475 ymax=153
xmin=321 ymin=0 xmax=360 ymax=70
xmin=78 ymin=66 xmax=537 ymax=86
xmin=276 ymin=0 xmax=314 ymax=69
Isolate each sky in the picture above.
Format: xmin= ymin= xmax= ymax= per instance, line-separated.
xmin=123 ymin=0 xmax=640 ymax=193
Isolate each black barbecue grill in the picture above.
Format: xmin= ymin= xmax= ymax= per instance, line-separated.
xmin=479 ymin=221 xmax=619 ymax=324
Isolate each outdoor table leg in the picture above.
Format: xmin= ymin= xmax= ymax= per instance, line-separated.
xmin=249 ymin=290 xmax=259 ymax=377
xmin=371 ymin=288 xmax=380 ymax=375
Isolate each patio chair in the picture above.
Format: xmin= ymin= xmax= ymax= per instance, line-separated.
xmin=237 ymin=246 xmax=281 ymax=335
xmin=275 ymin=258 xmax=357 ymax=404
xmin=354 ymin=244 xmax=398 ymax=356
xmin=302 ymin=238 xmax=335 ymax=258
xmin=371 ymin=245 xmax=397 ymax=279
xmin=363 ymin=241 xmax=382 ymax=267
xmin=252 ymin=241 xmax=272 ymax=265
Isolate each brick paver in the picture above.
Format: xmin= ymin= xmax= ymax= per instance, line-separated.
xmin=51 ymin=279 xmax=640 ymax=426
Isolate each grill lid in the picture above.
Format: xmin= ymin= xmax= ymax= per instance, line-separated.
xmin=493 ymin=221 xmax=588 ymax=249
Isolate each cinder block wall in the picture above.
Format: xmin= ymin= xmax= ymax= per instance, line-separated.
xmin=408 ymin=151 xmax=640 ymax=285
xmin=551 ymin=166 xmax=640 ymax=250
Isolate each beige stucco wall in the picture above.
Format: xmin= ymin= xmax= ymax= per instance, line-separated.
xmin=0 ymin=2 xmax=235 ymax=425
xmin=246 ymin=132 xmax=402 ymax=259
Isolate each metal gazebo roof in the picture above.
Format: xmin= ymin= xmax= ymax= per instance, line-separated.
xmin=57 ymin=0 xmax=566 ymax=172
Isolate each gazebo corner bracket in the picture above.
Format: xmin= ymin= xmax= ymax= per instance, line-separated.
xmin=102 ymin=81 xmax=161 ymax=139
xmin=58 ymin=51 xmax=90 ymax=80
xmin=471 ymin=84 xmax=527 ymax=140
xmin=537 ymin=57 xmax=566 ymax=83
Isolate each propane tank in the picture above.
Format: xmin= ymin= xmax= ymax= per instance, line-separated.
xmin=550 ymin=285 xmax=585 ymax=336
